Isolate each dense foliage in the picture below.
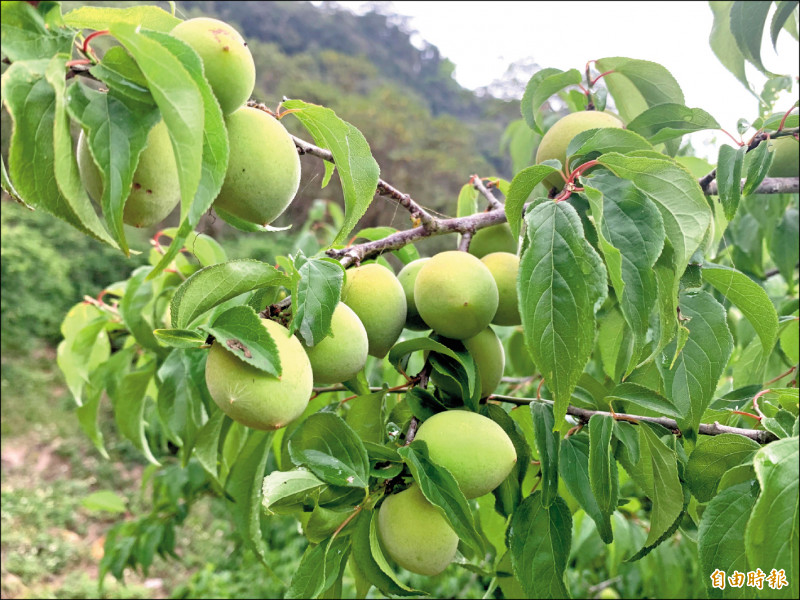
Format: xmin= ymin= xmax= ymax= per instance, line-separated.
xmin=1 ymin=1 xmax=798 ymax=599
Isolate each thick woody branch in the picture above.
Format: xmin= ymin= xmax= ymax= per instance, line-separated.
xmin=326 ymin=207 xmax=508 ymax=267
xmin=490 ymin=394 xmax=778 ymax=444
xmin=703 ymin=176 xmax=799 ymax=195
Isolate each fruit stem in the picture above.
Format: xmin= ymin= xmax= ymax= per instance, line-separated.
xmin=751 ymin=389 xmax=770 ymax=419
xmin=331 ymin=505 xmax=362 ymax=540
xmin=777 ymin=104 xmax=797 ymax=132
xmin=719 ymin=128 xmax=745 ymax=147
xmin=731 ymin=410 xmax=762 ymax=421
xmin=81 ymin=29 xmax=109 ymax=59
xmin=589 ymin=70 xmax=614 ymax=87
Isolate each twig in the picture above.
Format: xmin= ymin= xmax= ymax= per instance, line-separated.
xmin=472 ymin=176 xmax=503 ymax=211
xmin=488 ymin=393 xmax=778 ymax=443
xmin=703 ymin=176 xmax=799 ymax=195
xmin=458 ymin=230 xmax=473 ymax=252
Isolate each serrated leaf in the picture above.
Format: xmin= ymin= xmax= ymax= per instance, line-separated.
xmin=153 ymin=328 xmax=207 ymax=348
xmin=730 ymin=1 xmax=775 ymax=76
xmin=505 ymin=164 xmax=560 ymax=239
xmin=566 ymin=128 xmax=654 ymax=167
xmin=287 ymin=534 xmax=350 ymax=600
xmin=65 ymin=81 xmax=161 ymax=254
xmin=225 ymin=429 xmax=277 ymax=576
xmin=398 ymin=441 xmax=484 ymax=555
xmin=89 ymin=46 xmax=153 ymax=106
xmin=288 ymin=413 xmax=369 ymax=488
xmin=617 ymin=423 xmax=683 ymax=549
xmin=119 ymin=266 xmax=164 ymax=354
xmin=521 ymin=68 xmax=582 ymax=133
xmin=156 ymin=348 xmax=210 ymax=455
xmin=559 ymin=434 xmax=613 ymax=543
xmin=745 ymin=438 xmax=799 ymax=599
xmin=769 ymin=209 xmax=799 ymax=293
xmin=594 ymin=57 xmax=684 ymax=125
xmin=606 ymin=382 xmax=681 ymax=419
xmin=403 ymin=387 xmax=447 ymax=421
xmin=742 ymin=138 xmax=773 ymax=196
xmin=63 ymin=4 xmax=180 ymax=31
xmin=204 ymin=305 xmax=281 ymax=377
xmin=698 ymin=481 xmax=759 ymax=599
xmin=194 ymin=407 xmax=226 ymax=484
xmin=597 ymin=153 xmax=711 ymax=280
xmin=110 ymin=23 xmax=204 ymax=227
xmin=261 ymin=469 xmax=326 ymax=515
xmin=780 ymin=314 xmax=799 ymax=364
xmin=345 ymin=390 xmax=385 ymax=444
xmin=508 ymin=492 xmax=572 ymax=599
xmin=292 ymin=258 xmax=344 ymax=346
xmin=387 ymin=336 xmax=475 ymax=398
xmin=685 ymin=433 xmax=760 ymax=502
xmin=709 ymin=1 xmax=754 ymax=94
xmin=170 ymin=259 xmax=289 ymax=329
xmin=531 ymin=402 xmax=560 ymax=507
xmin=589 ymin=414 xmax=619 ymax=518
xmin=57 ymin=303 xmax=111 ymax=404
xmin=716 ymin=144 xmax=746 ymax=221
xmin=771 ymin=1 xmax=799 ymax=49
xmin=109 ymin=359 xmax=159 ymax=465
xmin=626 ymin=103 xmax=720 ymax=144
xmin=1 ymin=1 xmax=75 ymax=61
xmin=702 ymin=262 xmax=778 ymax=358
xmin=519 ymin=201 xmax=607 ymax=423
xmin=283 ymin=99 xmax=380 ymax=245
xmin=143 ymin=30 xmax=228 ymax=279
xmin=659 ymin=290 xmax=734 ymax=437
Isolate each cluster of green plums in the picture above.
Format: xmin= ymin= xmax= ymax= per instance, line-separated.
xmin=77 ymin=17 xmax=300 ymax=228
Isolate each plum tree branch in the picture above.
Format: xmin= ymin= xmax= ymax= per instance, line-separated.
xmin=472 ymin=176 xmax=503 ymax=210
xmin=489 ymin=394 xmax=778 ymax=443
xmin=703 ymin=176 xmax=799 ymax=195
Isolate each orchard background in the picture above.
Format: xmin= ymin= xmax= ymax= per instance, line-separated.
xmin=1 ymin=1 xmax=798 ymax=599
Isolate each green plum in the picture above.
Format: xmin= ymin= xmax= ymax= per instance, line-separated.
xmin=397 ymin=258 xmax=431 ymax=331
xmin=468 ymin=223 xmax=517 ymax=258
xmin=767 ymin=136 xmax=799 ymax=177
xmin=301 ymin=303 xmax=368 ymax=384
xmin=480 ymin=252 xmax=521 ymax=326
xmin=432 ymin=327 xmax=505 ymax=399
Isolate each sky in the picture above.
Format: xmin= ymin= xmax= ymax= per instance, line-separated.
xmin=334 ymin=1 xmax=799 ymax=158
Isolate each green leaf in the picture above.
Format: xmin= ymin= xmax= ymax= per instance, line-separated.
xmin=88 ymin=46 xmax=153 ymax=106
xmin=780 ymin=313 xmax=799 ymax=364
xmin=109 ymin=359 xmax=159 ymax=465
xmin=283 ymin=100 xmax=380 ymax=245
xmin=292 ymin=258 xmax=344 ymax=346
xmin=485 ymin=404 xmax=531 ymax=513
xmin=398 ymin=441 xmax=485 ymax=555
xmin=65 ymin=81 xmax=161 ymax=254
xmin=518 ymin=201 xmax=607 ymax=423
xmin=771 ymin=1 xmax=799 ymax=48
xmin=110 ymin=23 xmax=205 ymax=226
xmin=287 ymin=535 xmax=350 ymax=600
xmin=685 ymin=434 xmax=760 ymax=502
xmin=81 ymin=490 xmax=128 ymax=514
xmin=531 ymin=402 xmax=560 ymax=507
xmin=742 ymin=139 xmax=773 ymax=196
xmin=142 ymin=30 xmax=229 ymax=279
xmin=626 ymin=104 xmax=720 ymax=144
xmin=118 ymin=266 xmax=164 ymax=354
xmin=589 ymin=414 xmax=619 ymax=517
xmin=204 ymin=305 xmax=281 ymax=377
xmin=745 ymin=438 xmax=799 ymax=599
xmin=345 ymin=390 xmax=385 ymax=444
xmin=702 ymin=262 xmax=778 ymax=358
xmin=607 ymin=382 xmax=681 ymax=419
xmin=566 ymin=128 xmax=654 ymax=166
xmin=709 ymin=1 xmax=753 ymax=94
xmin=594 ymin=57 xmax=684 ymax=124
xmin=170 ymin=259 xmax=289 ymax=329
xmin=508 ymin=492 xmax=572 ymax=599
xmin=0 ymin=1 xmax=75 ymax=61
xmin=261 ymin=469 xmax=326 ymax=515
xmin=770 ymin=209 xmax=799 ymax=293
xmin=156 ymin=348 xmax=210 ymax=455
xmin=403 ymin=387 xmax=446 ymax=421
xmin=456 ymin=183 xmax=478 ymax=217
xmin=660 ymin=290 xmax=734 ymax=437
xmin=505 ymin=164 xmax=560 ymax=239
xmin=730 ymin=1 xmax=775 ymax=76
xmin=57 ymin=303 xmax=111 ymax=404
xmin=560 ymin=434 xmax=613 ymax=543
xmin=153 ymin=328 xmax=207 ymax=349
xmin=617 ymin=423 xmax=683 ymax=549
xmin=350 ymin=513 xmax=420 ymax=597
xmin=194 ymin=408 xmax=226 ymax=484
xmin=63 ymin=4 xmax=180 ymax=31
xmin=520 ymin=68 xmax=582 ymax=133
xmin=716 ymin=144 xmax=746 ymax=221
xmin=288 ymin=413 xmax=370 ymax=488
xmin=225 ymin=430 xmax=277 ymax=575
xmin=596 ymin=153 xmax=712 ymax=280
xmin=387 ymin=336 xmax=475 ymax=397
xmin=698 ymin=481 xmax=759 ymax=599
xmin=583 ymin=174 xmax=664 ymax=370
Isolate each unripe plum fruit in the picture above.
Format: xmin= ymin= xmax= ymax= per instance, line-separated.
xmin=301 ymin=302 xmax=368 ymax=384
xmin=432 ymin=327 xmax=505 ymax=400
xmin=377 ymin=484 xmax=458 ymax=576
xmin=507 ymin=328 xmax=535 ymax=376
xmin=414 ymin=410 xmax=517 ymax=498
xmin=536 ymin=111 xmax=624 ymax=190
xmin=468 ymin=223 xmax=517 ymax=258
xmin=205 ymin=318 xmax=313 ymax=430
xmin=414 ymin=251 xmax=498 ymax=340
xmin=341 ymin=263 xmax=407 ymax=358
xmin=214 ymin=107 xmax=301 ymax=226
xmin=77 ymin=121 xmax=180 ymax=228
xmin=767 ymin=136 xmax=799 ymax=177
xmin=170 ymin=17 xmax=255 ymax=115
xmin=396 ymin=258 xmax=430 ymax=331
xmin=480 ymin=252 xmax=521 ymax=326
